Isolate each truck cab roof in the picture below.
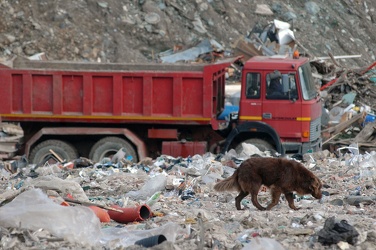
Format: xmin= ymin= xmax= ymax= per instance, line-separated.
xmin=243 ymin=55 xmax=309 ymax=71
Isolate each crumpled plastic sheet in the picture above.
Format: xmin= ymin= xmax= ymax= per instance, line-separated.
xmin=126 ymin=173 xmax=167 ymax=200
xmin=0 ymin=188 xmax=182 ymax=248
xmin=0 ymin=188 xmax=102 ymax=247
xmin=317 ymin=216 xmax=359 ymax=245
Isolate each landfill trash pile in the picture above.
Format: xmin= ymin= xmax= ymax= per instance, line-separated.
xmin=317 ymin=61 xmax=376 ymax=153
xmin=1 ymin=1 xmax=376 ymax=249
xmin=1 ymin=146 xmax=375 ymax=249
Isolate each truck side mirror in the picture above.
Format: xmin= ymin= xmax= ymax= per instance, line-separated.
xmin=281 ymin=74 xmax=289 ymax=93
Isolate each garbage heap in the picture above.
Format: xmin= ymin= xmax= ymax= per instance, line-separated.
xmin=0 ymin=145 xmax=375 ymax=249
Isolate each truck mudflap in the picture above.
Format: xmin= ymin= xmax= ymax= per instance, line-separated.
xmin=221 ymin=121 xmax=285 ymax=155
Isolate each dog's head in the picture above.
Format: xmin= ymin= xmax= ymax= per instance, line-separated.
xmin=309 ymin=176 xmax=322 ymax=199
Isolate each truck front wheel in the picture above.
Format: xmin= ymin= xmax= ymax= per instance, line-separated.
xmin=235 ymin=138 xmax=277 ymax=156
xmin=29 ymin=140 xmax=79 ymax=165
xmin=89 ymin=137 xmax=138 ymax=163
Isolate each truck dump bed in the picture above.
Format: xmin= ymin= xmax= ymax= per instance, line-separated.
xmin=0 ymin=57 xmax=235 ymax=125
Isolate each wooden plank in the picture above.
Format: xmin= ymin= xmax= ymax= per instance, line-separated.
xmin=322 ymin=112 xmax=365 ymax=134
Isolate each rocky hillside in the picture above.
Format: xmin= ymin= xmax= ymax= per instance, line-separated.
xmin=0 ymin=0 xmax=375 ymax=67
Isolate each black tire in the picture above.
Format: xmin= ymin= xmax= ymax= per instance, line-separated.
xmin=29 ymin=140 xmax=78 ymax=165
xmin=235 ymin=138 xmax=277 ymax=156
xmin=89 ymin=137 xmax=138 ymax=163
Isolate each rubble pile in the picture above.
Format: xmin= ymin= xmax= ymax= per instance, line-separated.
xmin=316 ymin=60 xmax=376 ymax=153
xmin=0 ymin=0 xmax=375 ymax=67
xmin=1 ymin=148 xmax=375 ymax=249
xmin=0 ymin=123 xmax=24 ymax=160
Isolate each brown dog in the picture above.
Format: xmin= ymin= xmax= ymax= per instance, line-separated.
xmin=214 ymin=157 xmax=322 ymax=210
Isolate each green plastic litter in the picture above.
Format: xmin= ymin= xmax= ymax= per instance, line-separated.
xmin=342 ymin=92 xmax=356 ymax=105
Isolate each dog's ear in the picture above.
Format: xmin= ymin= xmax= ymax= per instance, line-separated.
xmin=309 ymin=177 xmax=322 ymax=199
xmin=312 ymin=177 xmax=322 ymax=190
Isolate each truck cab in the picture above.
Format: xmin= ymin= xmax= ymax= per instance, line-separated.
xmin=223 ymin=55 xmax=322 ymax=155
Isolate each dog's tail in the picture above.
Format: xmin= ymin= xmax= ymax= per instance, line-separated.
xmin=213 ymin=170 xmax=241 ymax=192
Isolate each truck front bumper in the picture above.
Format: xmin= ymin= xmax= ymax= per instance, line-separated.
xmin=301 ymin=137 xmax=322 ymax=154
xmin=282 ymin=137 xmax=322 ymax=154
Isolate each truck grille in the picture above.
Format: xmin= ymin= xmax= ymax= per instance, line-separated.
xmin=310 ymin=117 xmax=321 ymax=142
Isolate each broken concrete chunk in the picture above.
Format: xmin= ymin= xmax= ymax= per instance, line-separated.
xmin=255 ymin=4 xmax=274 ymax=16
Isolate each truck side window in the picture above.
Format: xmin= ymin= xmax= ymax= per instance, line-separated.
xmin=266 ymin=73 xmax=298 ymax=100
xmin=246 ymin=73 xmax=260 ymax=99
xmin=266 ymin=71 xmax=283 ymax=99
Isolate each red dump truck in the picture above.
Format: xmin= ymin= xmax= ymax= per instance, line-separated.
xmin=0 ymin=54 xmax=322 ymax=164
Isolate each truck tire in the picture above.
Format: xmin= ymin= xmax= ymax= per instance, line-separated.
xmin=235 ymin=138 xmax=277 ymax=156
xmin=29 ymin=140 xmax=78 ymax=165
xmin=89 ymin=137 xmax=138 ymax=163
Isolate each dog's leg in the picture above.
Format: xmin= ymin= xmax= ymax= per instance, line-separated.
xmin=285 ymin=192 xmax=300 ymax=210
xmin=235 ymin=191 xmax=249 ymax=210
xmin=249 ymin=182 xmax=266 ymax=211
xmin=266 ymin=186 xmax=281 ymax=210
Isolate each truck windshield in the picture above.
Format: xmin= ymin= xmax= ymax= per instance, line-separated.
xmin=299 ymin=63 xmax=317 ymax=100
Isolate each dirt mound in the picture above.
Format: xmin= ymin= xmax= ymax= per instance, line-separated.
xmin=0 ymin=0 xmax=375 ymax=67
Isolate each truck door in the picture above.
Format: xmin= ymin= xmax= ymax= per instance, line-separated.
xmin=238 ymin=72 xmax=262 ymax=122
xmin=262 ymin=72 xmax=301 ymax=140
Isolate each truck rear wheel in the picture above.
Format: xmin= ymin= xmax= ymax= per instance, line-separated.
xmin=235 ymin=138 xmax=276 ymax=156
xmin=89 ymin=137 xmax=138 ymax=163
xmin=29 ymin=139 xmax=79 ymax=165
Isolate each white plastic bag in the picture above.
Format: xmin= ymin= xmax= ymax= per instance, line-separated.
xmin=0 ymin=188 xmax=102 ymax=247
xmin=126 ymin=174 xmax=167 ymax=200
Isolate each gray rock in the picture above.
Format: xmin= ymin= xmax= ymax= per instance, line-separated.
xmin=305 ymin=2 xmax=320 ymax=15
